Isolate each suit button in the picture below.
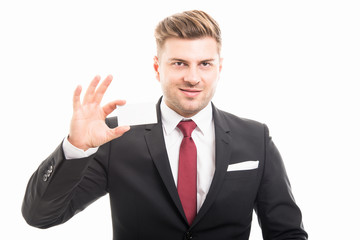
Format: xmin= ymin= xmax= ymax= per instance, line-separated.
xmin=185 ymin=231 xmax=193 ymax=240
xmin=43 ymin=174 xmax=48 ymax=182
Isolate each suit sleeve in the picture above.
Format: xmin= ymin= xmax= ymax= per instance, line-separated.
xmin=21 ymin=142 xmax=109 ymax=229
xmin=255 ymin=125 xmax=308 ymax=240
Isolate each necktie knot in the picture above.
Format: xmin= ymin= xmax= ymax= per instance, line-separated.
xmin=177 ymin=120 xmax=197 ymax=137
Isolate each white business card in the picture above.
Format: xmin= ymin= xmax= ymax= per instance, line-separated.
xmin=116 ymin=102 xmax=158 ymax=126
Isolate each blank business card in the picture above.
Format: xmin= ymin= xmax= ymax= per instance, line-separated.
xmin=116 ymin=102 xmax=158 ymax=126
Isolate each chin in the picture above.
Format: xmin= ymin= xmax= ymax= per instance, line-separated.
xmin=180 ymin=103 xmax=206 ymax=117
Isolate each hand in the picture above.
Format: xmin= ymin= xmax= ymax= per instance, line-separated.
xmin=68 ymin=75 xmax=130 ymax=150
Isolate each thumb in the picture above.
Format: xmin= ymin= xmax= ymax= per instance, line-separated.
xmin=107 ymin=125 xmax=131 ymax=141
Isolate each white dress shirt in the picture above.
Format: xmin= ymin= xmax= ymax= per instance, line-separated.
xmin=160 ymin=101 xmax=215 ymax=212
xmin=63 ymin=101 xmax=216 ymax=212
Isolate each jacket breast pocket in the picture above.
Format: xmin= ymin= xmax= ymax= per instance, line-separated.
xmin=225 ymin=168 xmax=258 ymax=180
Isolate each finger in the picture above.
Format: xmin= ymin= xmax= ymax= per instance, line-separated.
xmin=94 ymin=75 xmax=113 ymax=104
xmin=83 ymin=75 xmax=101 ymax=103
xmin=102 ymin=99 xmax=126 ymax=116
xmin=73 ymin=85 xmax=82 ymax=110
xmin=107 ymin=125 xmax=131 ymax=141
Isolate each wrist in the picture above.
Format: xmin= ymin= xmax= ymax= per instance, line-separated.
xmin=67 ymin=135 xmax=90 ymax=151
xmin=63 ymin=137 xmax=99 ymax=159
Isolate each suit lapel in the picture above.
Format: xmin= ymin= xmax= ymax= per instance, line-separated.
xmin=192 ymin=104 xmax=232 ymax=227
xmin=144 ymin=99 xmax=233 ymax=226
xmin=144 ymin=99 xmax=187 ymax=222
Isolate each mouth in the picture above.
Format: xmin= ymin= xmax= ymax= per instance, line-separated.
xmin=180 ymin=88 xmax=202 ymax=98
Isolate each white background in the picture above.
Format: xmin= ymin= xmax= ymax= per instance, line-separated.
xmin=1 ymin=0 xmax=359 ymax=239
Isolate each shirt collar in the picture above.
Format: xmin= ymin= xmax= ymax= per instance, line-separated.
xmin=160 ymin=100 xmax=213 ymax=136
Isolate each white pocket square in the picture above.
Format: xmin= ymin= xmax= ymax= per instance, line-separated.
xmin=227 ymin=161 xmax=259 ymax=171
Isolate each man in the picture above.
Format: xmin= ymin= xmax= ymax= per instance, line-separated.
xmin=22 ymin=10 xmax=308 ymax=240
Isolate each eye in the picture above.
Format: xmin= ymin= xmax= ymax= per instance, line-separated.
xmin=201 ymin=62 xmax=212 ymax=67
xmin=172 ymin=61 xmax=187 ymax=67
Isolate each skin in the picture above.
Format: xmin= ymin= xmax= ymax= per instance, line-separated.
xmin=68 ymin=37 xmax=222 ymax=150
xmin=68 ymin=75 xmax=130 ymax=150
xmin=154 ymin=37 xmax=223 ymax=118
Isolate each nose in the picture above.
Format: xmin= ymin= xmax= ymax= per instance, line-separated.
xmin=184 ymin=66 xmax=200 ymax=85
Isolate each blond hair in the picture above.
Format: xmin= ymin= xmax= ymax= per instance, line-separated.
xmin=154 ymin=10 xmax=222 ymax=56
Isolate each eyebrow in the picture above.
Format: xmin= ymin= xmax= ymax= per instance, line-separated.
xmin=168 ymin=58 xmax=216 ymax=63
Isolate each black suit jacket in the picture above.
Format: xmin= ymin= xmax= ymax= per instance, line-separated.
xmin=22 ymin=100 xmax=307 ymax=240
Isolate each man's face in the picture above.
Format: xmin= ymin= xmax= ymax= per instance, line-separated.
xmin=154 ymin=37 xmax=223 ymax=118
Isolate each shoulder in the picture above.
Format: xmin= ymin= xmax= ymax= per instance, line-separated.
xmin=220 ymin=109 xmax=262 ymax=125
xmin=213 ymin=106 xmax=271 ymax=146
xmin=214 ymin=107 xmax=267 ymax=132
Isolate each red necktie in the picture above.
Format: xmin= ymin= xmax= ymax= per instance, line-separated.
xmin=177 ymin=120 xmax=197 ymax=225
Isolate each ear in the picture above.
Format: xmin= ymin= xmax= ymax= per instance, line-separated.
xmin=153 ymin=56 xmax=160 ymax=82
xmin=219 ymin=57 xmax=224 ymax=73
